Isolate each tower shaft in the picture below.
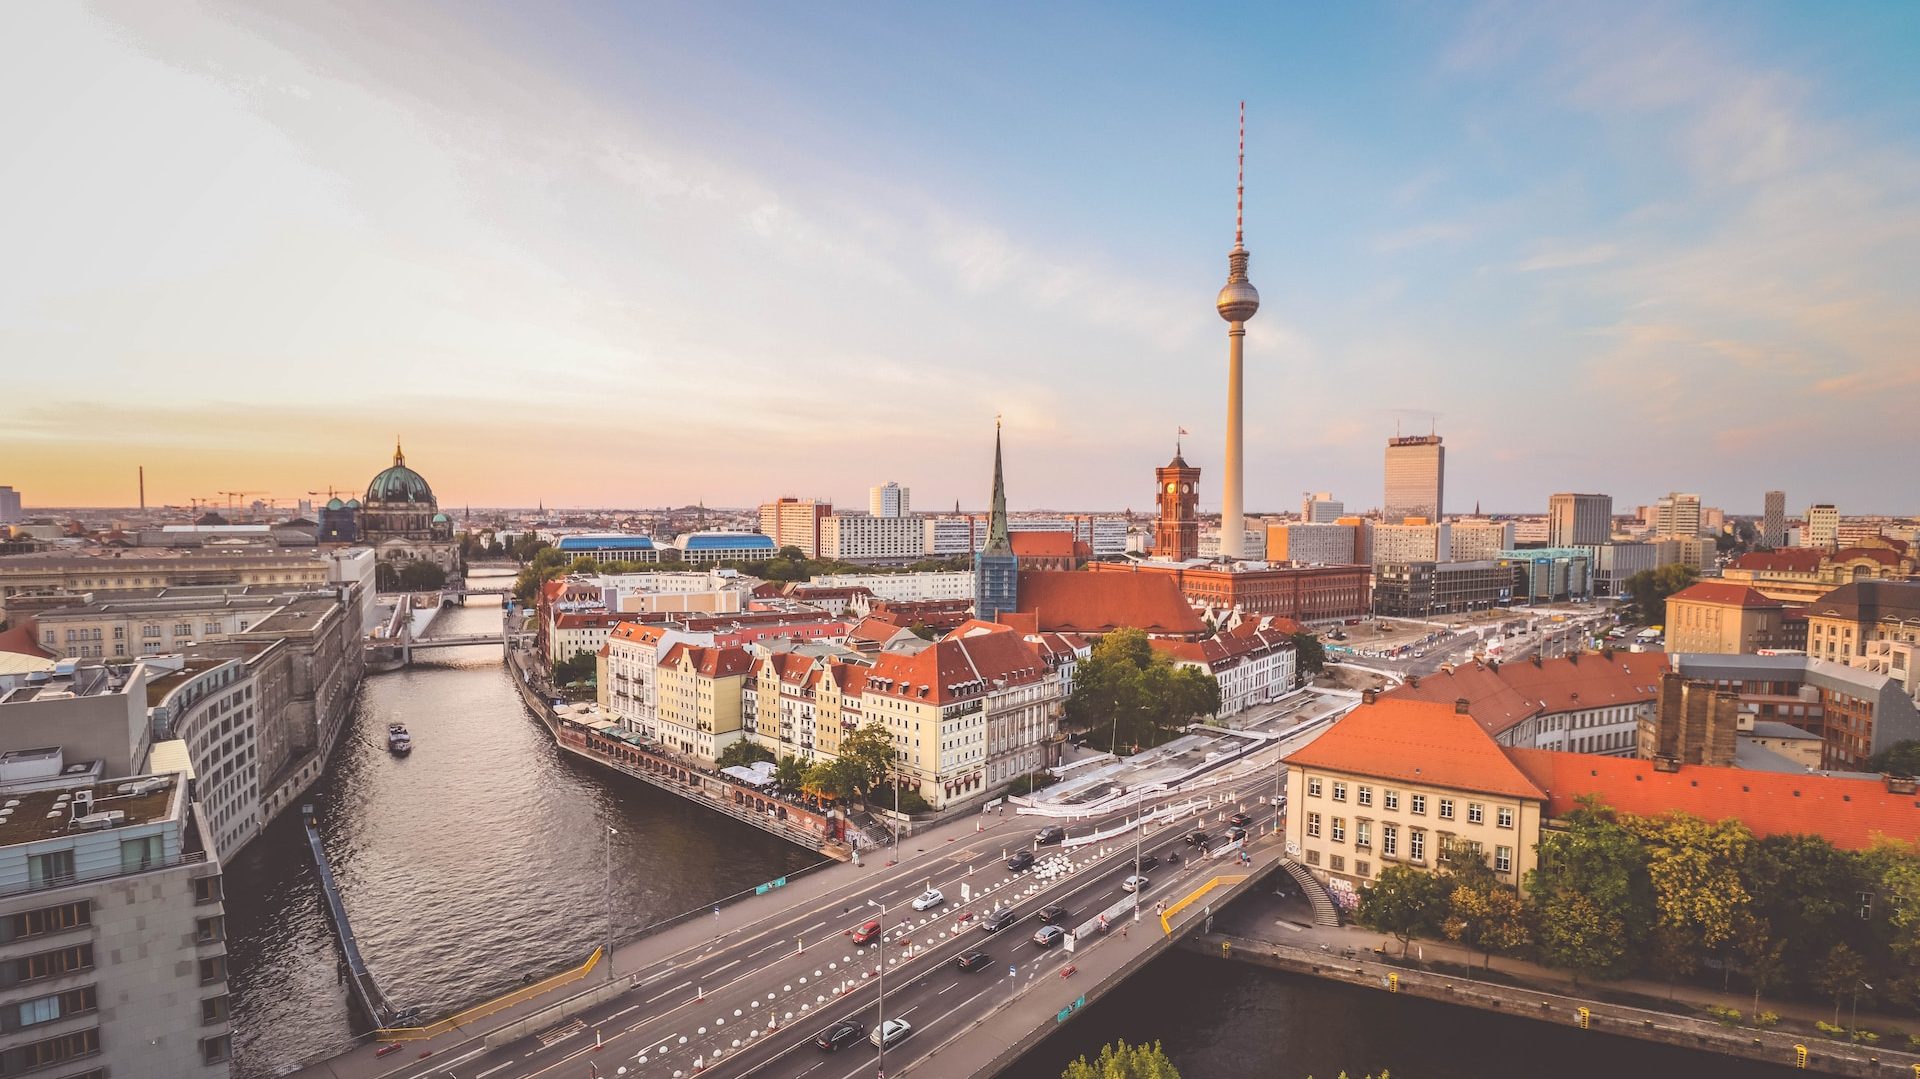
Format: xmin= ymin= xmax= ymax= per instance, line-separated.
xmin=1222 ymin=325 xmax=1246 ymax=559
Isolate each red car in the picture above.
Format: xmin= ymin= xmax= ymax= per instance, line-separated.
xmin=851 ymin=919 xmax=883 ymax=945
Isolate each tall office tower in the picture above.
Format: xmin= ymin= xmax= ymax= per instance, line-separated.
xmin=869 ymin=482 xmax=910 ymax=518
xmin=1805 ymin=503 xmax=1840 ymax=549
xmin=1548 ymin=493 xmax=1613 ymax=547
xmin=1213 ymin=103 xmax=1260 ymax=559
xmin=1383 ymin=434 xmax=1445 ymax=523
xmin=1301 ymin=492 xmax=1343 ymax=523
xmin=1652 ymin=492 xmax=1702 ymax=537
xmin=0 ymin=485 xmax=20 ymax=524
xmin=973 ymin=421 xmax=1019 ymax=620
xmin=757 ymin=497 xmax=833 ymax=558
xmin=1762 ymin=490 xmax=1786 ymax=547
xmin=1152 ymin=443 xmax=1201 ymax=561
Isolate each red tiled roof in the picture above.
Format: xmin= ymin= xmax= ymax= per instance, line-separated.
xmin=662 ymin=642 xmax=753 ymax=679
xmin=1731 ymin=549 xmax=1825 ymax=573
xmin=552 ymin=612 xmax=632 ymax=629
xmin=865 ymin=631 xmax=1048 ymax=704
xmin=608 ymin=622 xmax=670 ymax=645
xmin=1386 ymin=652 xmax=1670 ymax=738
xmin=1151 ymin=627 xmax=1294 ymax=668
xmin=1505 ymin=750 xmax=1920 ymax=851
xmin=1285 ymin=698 xmax=1548 ymax=801
xmin=0 ymin=619 xmax=54 ymax=660
xmin=1010 ymin=531 xmax=1076 ymax=558
xmin=1668 ymin=582 xmax=1784 ymax=608
xmin=947 ymin=619 xmax=1014 ymax=639
xmin=847 ymin=614 xmax=908 ymax=644
xmin=995 ymin=611 xmax=1041 ymax=635
xmin=1015 ymin=570 xmax=1205 ymax=638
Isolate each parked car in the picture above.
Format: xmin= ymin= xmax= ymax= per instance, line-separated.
xmin=912 ymin=888 xmax=945 ymax=912
xmin=869 ymin=1019 xmax=912 ymax=1048
xmin=955 ymin=950 xmax=993 ymax=972
xmin=1121 ymin=874 xmax=1149 ymax=893
xmin=815 ymin=1019 xmax=866 ymax=1052
xmin=851 ymin=919 xmax=883 ymax=945
xmin=1134 ymin=854 xmax=1160 ymax=872
xmin=980 ymin=908 xmax=1017 ymax=933
xmin=1037 ymin=904 xmax=1070 ymax=926
xmin=1035 ymin=826 xmax=1066 ymax=846
xmin=1006 ymin=850 xmax=1035 ymax=871
xmin=1032 ymin=925 xmax=1066 ymax=948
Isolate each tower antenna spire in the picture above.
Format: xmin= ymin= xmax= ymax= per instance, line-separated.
xmin=1235 ymin=101 xmax=1246 ymax=249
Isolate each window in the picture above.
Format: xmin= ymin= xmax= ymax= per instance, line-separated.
xmin=1 ymin=902 xmax=89 ymax=943
xmin=1467 ymin=802 xmax=1484 ymax=824
xmin=201 ymin=1033 xmax=232 ymax=1065
xmin=194 ymin=875 xmax=223 ymax=905
xmin=2 ymin=1028 xmax=99 ymax=1072
xmin=1438 ymin=798 xmax=1454 ymax=820
xmin=143 ymin=624 xmax=161 ymax=639
xmin=1383 ymin=789 xmax=1399 ymax=811
xmin=1438 ymin=834 xmax=1455 ymax=863
xmin=1305 ymin=812 xmax=1321 ymax=838
xmin=26 ymin=850 xmax=74 ymax=889
xmin=120 ymin=835 xmax=163 ymax=874
xmin=1305 ymin=848 xmax=1320 ymax=866
xmin=11 ymin=943 xmax=92 ymax=985
xmin=199 ymin=955 xmax=227 ymax=985
xmin=1355 ymin=820 xmax=1371 ymax=849
xmin=1330 ymin=817 xmax=1345 ymax=843
xmin=1331 ymin=781 xmax=1347 ymax=802
xmin=201 ymin=994 xmax=230 ymax=1025
xmin=15 ymin=986 xmax=95 ymax=1029
xmin=195 ymin=916 xmax=225 ymax=944
xmin=1497 ymin=806 xmax=1514 ymax=829
xmin=1409 ymin=830 xmax=1426 ymax=863
xmin=1356 ymin=785 xmax=1373 ymax=807
xmin=1356 ymin=860 xmax=1371 ymax=877
xmin=1495 ymin=845 xmax=1513 ymax=874
xmin=1381 ymin=824 xmax=1398 ymax=857
xmin=1410 ymin=794 xmax=1426 ymax=815
xmin=1329 ymin=854 xmax=1344 ymax=872
xmin=1306 ymin=777 xmax=1322 ymax=798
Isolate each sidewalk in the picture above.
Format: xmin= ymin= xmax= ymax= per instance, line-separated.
xmin=1221 ymin=891 xmax=1920 ymax=1039
xmin=287 ymin=800 xmax=1034 ymax=1079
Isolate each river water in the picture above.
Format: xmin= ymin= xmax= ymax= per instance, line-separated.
xmin=227 ymin=577 xmax=1801 ymax=1079
xmin=224 ymin=581 xmax=817 ymax=1076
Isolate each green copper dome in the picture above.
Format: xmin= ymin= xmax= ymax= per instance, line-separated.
xmin=366 ymin=442 xmax=435 ymax=504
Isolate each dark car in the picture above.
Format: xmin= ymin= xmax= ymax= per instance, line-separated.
xmin=1227 ymin=825 xmax=1248 ymax=842
xmin=851 ymin=919 xmax=883 ymax=945
xmin=980 ymin=908 xmax=1017 ymax=933
xmin=1184 ymin=831 xmax=1211 ymax=847
xmin=1032 ymin=925 xmax=1066 ymax=948
xmin=815 ymin=1019 xmax=866 ymax=1052
xmin=1006 ymin=850 xmax=1036 ymax=871
xmin=955 ymin=950 xmax=993 ymax=972
xmin=1228 ymin=812 xmax=1253 ymax=829
xmin=1035 ymin=826 xmax=1066 ymax=846
xmin=1134 ymin=853 xmax=1160 ymax=872
xmin=1165 ymin=849 xmax=1183 ymax=865
xmin=1037 ymin=904 xmax=1070 ymax=926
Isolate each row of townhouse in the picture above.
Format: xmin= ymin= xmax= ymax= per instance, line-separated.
xmin=1149 ymin=617 xmax=1297 ymax=720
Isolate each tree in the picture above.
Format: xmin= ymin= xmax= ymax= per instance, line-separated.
xmin=802 ymin=758 xmax=862 ymax=802
xmin=1629 ymin=812 xmax=1751 ymax=951
xmin=1290 ymin=632 xmax=1326 ymax=677
xmin=395 ymin=559 xmax=447 ymax=591
xmin=1440 ymin=843 xmax=1527 ymax=970
xmin=716 ymin=741 xmax=774 ymax=769
xmin=1060 ymin=1039 xmax=1181 ymax=1079
xmin=1813 ymin=942 xmax=1865 ymax=1026
xmin=1868 ymin=739 xmax=1920 ymax=777
xmin=1733 ymin=914 xmax=1787 ymax=1019
xmin=1623 ymin=564 xmax=1697 ymax=623
xmin=838 ymin=724 xmax=897 ymax=800
xmin=1532 ymin=890 xmax=1626 ymax=987
xmin=1527 ymin=798 xmax=1651 ymax=982
xmin=1356 ymin=864 xmax=1448 ymax=955
xmin=772 ymin=755 xmax=805 ymax=791
xmin=552 ymin=649 xmax=596 ymax=686
xmin=1740 ymin=833 xmax=1872 ymax=990
xmin=1064 ymin=629 xmax=1221 ymax=754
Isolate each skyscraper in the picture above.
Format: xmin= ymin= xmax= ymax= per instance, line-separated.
xmin=869 ymin=482 xmax=910 ymax=517
xmin=1383 ymin=434 xmax=1444 ymax=523
xmin=1548 ymin=493 xmax=1613 ymax=547
xmin=0 ymin=485 xmax=20 ymax=524
xmin=1652 ymin=493 xmax=1702 ymax=537
xmin=1805 ymin=503 xmax=1839 ymax=549
xmin=1214 ymin=103 xmax=1260 ymax=560
xmin=974 ymin=421 xmax=1019 ymax=620
xmin=1301 ymin=492 xmax=1343 ymax=523
xmin=1763 ymin=490 xmax=1785 ymax=547
xmin=1153 ymin=443 xmax=1200 ymax=562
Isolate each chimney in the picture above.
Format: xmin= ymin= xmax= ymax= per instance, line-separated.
xmin=1361 ymin=688 xmax=1378 ymax=705
xmin=1454 ymin=697 xmax=1471 ymax=715
xmin=1652 ymin=755 xmax=1681 ymax=773
xmin=1887 ymin=774 xmax=1918 ymax=796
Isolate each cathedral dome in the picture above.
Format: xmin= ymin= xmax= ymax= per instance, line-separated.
xmin=366 ymin=442 xmax=435 ymax=505
xmin=326 ymin=497 xmax=344 ymax=511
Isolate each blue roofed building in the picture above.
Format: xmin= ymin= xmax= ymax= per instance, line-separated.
xmin=555 ymin=534 xmax=660 ymax=562
xmin=673 ymin=532 xmax=777 ymax=564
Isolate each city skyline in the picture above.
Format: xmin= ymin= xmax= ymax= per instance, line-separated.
xmin=6 ymin=3 xmax=1920 ymax=512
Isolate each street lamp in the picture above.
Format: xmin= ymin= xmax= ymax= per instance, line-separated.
xmin=604 ymin=823 xmax=616 ymax=981
xmin=867 ymin=898 xmax=889 ymax=1078
xmin=1851 ymin=980 xmax=1872 ymax=1033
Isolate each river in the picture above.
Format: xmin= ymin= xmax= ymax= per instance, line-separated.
xmin=226 ymin=577 xmax=1802 ymax=1079
xmin=224 ymin=580 xmax=818 ymax=1076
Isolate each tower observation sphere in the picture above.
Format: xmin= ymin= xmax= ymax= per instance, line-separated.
xmin=1216 ymin=275 xmax=1260 ymax=323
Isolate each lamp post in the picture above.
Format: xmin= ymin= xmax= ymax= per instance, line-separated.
xmin=1851 ymin=980 xmax=1872 ymax=1033
xmin=604 ymin=823 xmax=616 ymax=980
xmin=867 ymin=898 xmax=888 ymax=1078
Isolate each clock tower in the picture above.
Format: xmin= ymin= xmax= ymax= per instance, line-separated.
xmin=1152 ymin=443 xmax=1201 ymax=562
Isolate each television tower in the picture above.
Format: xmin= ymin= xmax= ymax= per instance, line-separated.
xmin=1215 ymin=102 xmax=1260 ymax=559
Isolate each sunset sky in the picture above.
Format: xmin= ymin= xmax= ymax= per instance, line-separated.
xmin=5 ymin=2 xmax=1918 ymax=514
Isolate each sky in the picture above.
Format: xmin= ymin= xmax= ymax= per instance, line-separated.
xmin=4 ymin=1 xmax=1919 ymax=516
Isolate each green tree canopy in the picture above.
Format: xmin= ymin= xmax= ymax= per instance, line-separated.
xmin=1063 ymin=628 xmax=1221 ymax=754
xmin=552 ymin=649 xmax=596 ymax=686
xmin=1357 ymin=864 xmax=1449 ymax=954
xmin=1526 ymin=797 xmax=1652 ymax=982
xmin=1290 ymin=631 xmax=1326 ymax=677
xmin=1623 ymin=564 xmax=1698 ymax=624
xmin=838 ymin=723 xmax=898 ymax=800
xmin=1868 ymin=739 xmax=1920 ymax=777
xmin=716 ymin=741 xmax=774 ymax=769
xmin=1060 ymin=1039 xmax=1181 ymax=1079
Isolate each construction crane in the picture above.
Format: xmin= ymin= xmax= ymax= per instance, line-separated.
xmin=308 ymin=486 xmax=357 ymax=502
xmin=218 ymin=490 xmax=267 ymax=510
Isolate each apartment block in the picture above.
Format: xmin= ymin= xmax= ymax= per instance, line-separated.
xmin=757 ymin=498 xmax=833 ymax=559
xmin=1448 ymin=519 xmax=1515 ymax=562
xmin=820 ymin=513 xmax=928 ymax=564
xmin=1548 ymin=493 xmax=1612 ymax=547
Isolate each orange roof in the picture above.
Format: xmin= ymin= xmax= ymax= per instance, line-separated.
xmin=1011 ymin=531 xmax=1077 ymax=558
xmin=847 ymin=614 xmax=909 ymax=645
xmin=865 ymin=631 xmax=1048 ymax=704
xmin=1506 ymin=750 xmax=1920 ymax=851
xmin=947 ymin=618 xmax=1014 ymax=638
xmin=662 ymin=642 xmax=753 ymax=679
xmin=995 ymin=611 xmax=1041 ymax=635
xmin=609 ymin=622 xmax=670 ymax=645
xmin=1151 ymin=626 xmax=1294 ymax=668
xmin=1015 ymin=570 xmax=1204 ymax=637
xmin=1731 ymin=548 xmax=1825 ymax=573
xmin=0 ymin=618 xmax=53 ymax=660
xmin=1285 ymin=697 xmax=1547 ymax=801
xmin=1668 ymin=581 xmax=1783 ymax=608
xmin=1386 ymin=652 xmax=1669 ymax=738
xmin=552 ymin=612 xmax=631 ymax=629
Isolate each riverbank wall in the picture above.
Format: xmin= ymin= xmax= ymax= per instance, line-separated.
xmin=1185 ymin=933 xmax=1920 ymax=1078
xmin=505 ymin=650 xmax=849 ymax=857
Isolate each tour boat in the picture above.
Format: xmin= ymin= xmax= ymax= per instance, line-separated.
xmin=387 ymin=722 xmax=413 ymax=755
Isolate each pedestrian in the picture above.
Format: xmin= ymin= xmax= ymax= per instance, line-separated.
xmin=713 ymin=905 xmax=721 ymax=920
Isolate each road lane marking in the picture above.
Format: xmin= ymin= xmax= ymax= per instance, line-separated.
xmin=937 ymin=980 xmax=958 ymax=994
xmin=701 ymin=958 xmax=742 ymax=978
xmin=644 ymin=980 xmax=692 ymax=1003
xmin=476 ymin=1062 xmax=513 ymax=1079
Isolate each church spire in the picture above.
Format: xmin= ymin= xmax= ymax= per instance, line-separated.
xmin=984 ymin=416 xmax=1012 ymax=554
xmin=394 ymin=437 xmax=405 ymax=467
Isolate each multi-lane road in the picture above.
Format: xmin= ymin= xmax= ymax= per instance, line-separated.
xmin=371 ymin=733 xmax=1314 ymax=1079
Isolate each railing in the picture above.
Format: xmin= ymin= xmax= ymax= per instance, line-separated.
xmin=0 ymin=850 xmax=210 ymax=902
xmin=377 ymin=947 xmax=603 ymax=1041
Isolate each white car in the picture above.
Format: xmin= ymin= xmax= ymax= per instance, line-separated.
xmin=911 ymin=888 xmax=945 ymax=911
xmin=870 ymin=1018 xmax=912 ymax=1047
xmin=1121 ymin=875 xmax=1149 ymax=893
